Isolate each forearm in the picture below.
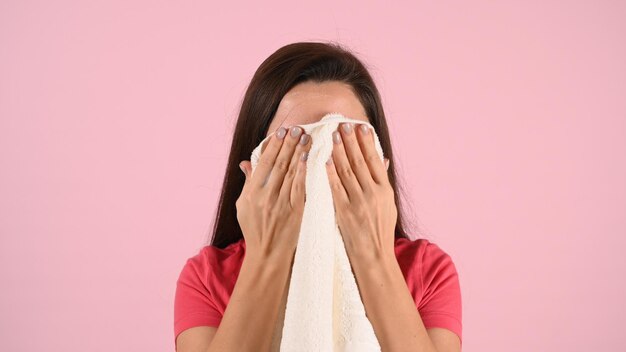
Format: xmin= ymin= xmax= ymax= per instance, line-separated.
xmin=351 ymin=253 xmax=437 ymax=352
xmin=207 ymin=251 xmax=293 ymax=352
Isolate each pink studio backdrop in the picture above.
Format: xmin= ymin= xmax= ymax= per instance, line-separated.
xmin=1 ymin=1 xmax=625 ymax=351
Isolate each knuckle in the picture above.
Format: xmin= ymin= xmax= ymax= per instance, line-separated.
xmin=258 ymin=158 xmax=273 ymax=168
xmin=338 ymin=165 xmax=353 ymax=178
xmin=285 ymin=164 xmax=297 ymax=179
xmin=354 ymin=202 xmax=367 ymax=216
xmin=273 ymin=199 xmax=288 ymax=214
xmin=354 ymin=157 xmax=367 ymax=168
xmin=254 ymin=195 xmax=267 ymax=209
xmin=365 ymin=154 xmax=380 ymax=165
xmin=291 ymin=200 xmax=303 ymax=212
xmin=238 ymin=193 xmax=248 ymax=205
xmin=274 ymin=157 xmax=290 ymax=171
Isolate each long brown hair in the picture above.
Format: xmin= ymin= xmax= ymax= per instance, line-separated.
xmin=207 ymin=41 xmax=418 ymax=249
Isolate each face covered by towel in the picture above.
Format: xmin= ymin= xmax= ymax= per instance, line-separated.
xmin=250 ymin=112 xmax=385 ymax=351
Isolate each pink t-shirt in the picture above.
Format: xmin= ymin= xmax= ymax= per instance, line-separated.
xmin=174 ymin=237 xmax=462 ymax=347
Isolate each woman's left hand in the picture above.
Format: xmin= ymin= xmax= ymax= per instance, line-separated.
xmin=325 ymin=122 xmax=397 ymax=264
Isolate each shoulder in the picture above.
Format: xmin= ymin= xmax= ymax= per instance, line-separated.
xmin=174 ymin=240 xmax=246 ymax=343
xmin=178 ymin=238 xmax=246 ymax=285
xmin=393 ymin=236 xmax=457 ymax=278
xmin=392 ymin=236 xmax=462 ymax=312
xmin=191 ymin=238 xmax=247 ymax=265
xmin=393 ymin=236 xmax=450 ymax=257
xmin=394 ymin=237 xmax=462 ymax=344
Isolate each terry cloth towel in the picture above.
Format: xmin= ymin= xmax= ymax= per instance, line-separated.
xmin=249 ymin=112 xmax=385 ymax=351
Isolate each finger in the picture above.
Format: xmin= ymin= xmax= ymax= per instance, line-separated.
xmin=339 ymin=122 xmax=374 ymax=193
xmin=355 ymin=123 xmax=387 ymax=184
xmin=261 ymin=138 xmax=270 ymax=155
xmin=325 ymin=153 xmax=349 ymax=207
xmin=278 ymin=131 xmax=310 ymax=206
xmin=330 ymin=129 xmax=361 ymax=201
xmin=252 ymin=126 xmax=288 ymax=189
xmin=288 ymin=135 xmax=311 ymax=208
xmin=266 ymin=126 xmax=304 ymax=195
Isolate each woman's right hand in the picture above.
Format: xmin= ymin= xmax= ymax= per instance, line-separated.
xmin=237 ymin=125 xmax=312 ymax=262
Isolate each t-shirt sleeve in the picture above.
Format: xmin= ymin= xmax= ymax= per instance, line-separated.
xmin=173 ymin=251 xmax=222 ymax=345
xmin=418 ymin=241 xmax=463 ymax=345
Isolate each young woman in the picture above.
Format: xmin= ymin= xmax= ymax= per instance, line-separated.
xmin=174 ymin=41 xmax=462 ymax=352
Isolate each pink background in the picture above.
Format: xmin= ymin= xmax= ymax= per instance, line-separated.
xmin=1 ymin=1 xmax=625 ymax=351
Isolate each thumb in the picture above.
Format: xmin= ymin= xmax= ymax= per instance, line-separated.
xmin=239 ymin=161 xmax=251 ymax=182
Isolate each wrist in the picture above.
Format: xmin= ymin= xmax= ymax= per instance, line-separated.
xmin=243 ymin=246 xmax=295 ymax=270
xmin=348 ymin=247 xmax=398 ymax=275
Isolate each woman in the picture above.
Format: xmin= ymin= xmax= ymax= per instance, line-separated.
xmin=174 ymin=41 xmax=462 ymax=352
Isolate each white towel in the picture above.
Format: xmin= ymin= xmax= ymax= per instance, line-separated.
xmin=249 ymin=112 xmax=385 ymax=351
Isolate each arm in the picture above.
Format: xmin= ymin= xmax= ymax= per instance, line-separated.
xmin=206 ymin=251 xmax=293 ymax=352
xmin=350 ymin=253 xmax=461 ymax=352
xmin=178 ymin=125 xmax=311 ymax=352
xmin=175 ymin=251 xmax=293 ymax=352
xmin=323 ymin=122 xmax=461 ymax=351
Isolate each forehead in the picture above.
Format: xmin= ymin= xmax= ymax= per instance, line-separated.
xmin=266 ymin=81 xmax=368 ymax=137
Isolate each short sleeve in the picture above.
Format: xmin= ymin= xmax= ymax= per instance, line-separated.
xmin=418 ymin=241 xmax=463 ymax=345
xmin=173 ymin=254 xmax=222 ymax=345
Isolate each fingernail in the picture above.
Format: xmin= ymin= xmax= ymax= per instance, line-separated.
xmin=342 ymin=123 xmax=353 ymax=134
xmin=326 ymin=156 xmax=333 ymax=165
xmin=301 ymin=151 xmax=308 ymax=161
xmin=276 ymin=127 xmax=287 ymax=139
xmin=299 ymin=133 xmax=309 ymax=145
xmin=332 ymin=131 xmax=342 ymax=144
xmin=360 ymin=124 xmax=369 ymax=134
xmin=290 ymin=126 xmax=302 ymax=138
